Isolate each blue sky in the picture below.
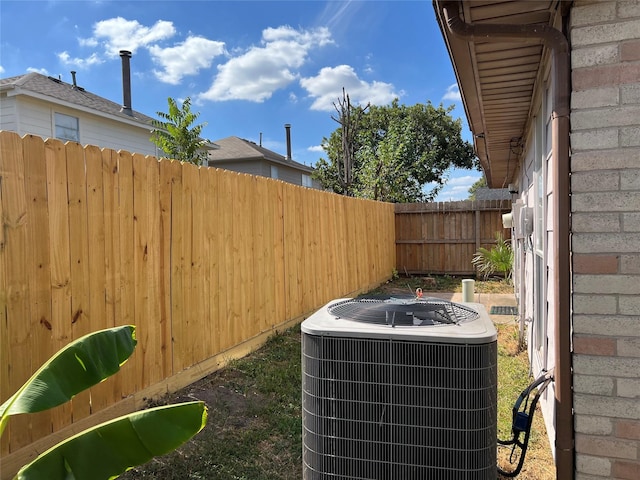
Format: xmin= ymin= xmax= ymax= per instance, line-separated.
xmin=0 ymin=0 xmax=481 ymax=201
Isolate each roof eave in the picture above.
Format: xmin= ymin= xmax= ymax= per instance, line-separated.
xmin=433 ymin=1 xmax=555 ymax=189
xmin=434 ymin=1 xmax=492 ymax=184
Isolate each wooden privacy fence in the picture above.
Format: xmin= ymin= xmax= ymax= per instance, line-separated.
xmin=395 ymin=200 xmax=512 ymax=275
xmin=0 ymin=132 xmax=395 ymax=473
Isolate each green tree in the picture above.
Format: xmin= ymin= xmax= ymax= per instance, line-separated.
xmin=151 ymin=97 xmax=209 ymax=166
xmin=313 ymin=98 xmax=477 ymax=202
xmin=468 ymin=176 xmax=487 ymax=200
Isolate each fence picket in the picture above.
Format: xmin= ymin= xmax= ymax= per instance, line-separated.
xmin=97 ymin=148 xmax=123 ymax=410
xmin=44 ymin=138 xmax=74 ymax=434
xmin=22 ymin=135 xmax=53 ymax=444
xmin=2 ymin=131 xmax=33 ymax=449
xmin=66 ymin=141 xmax=92 ymax=423
xmin=116 ymin=150 xmax=136 ymax=396
xmin=158 ymin=159 xmax=174 ymax=374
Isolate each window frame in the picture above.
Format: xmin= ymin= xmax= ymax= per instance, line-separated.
xmin=532 ymin=85 xmax=550 ymax=372
xmin=54 ymin=112 xmax=80 ymax=142
xmin=301 ymin=173 xmax=312 ymax=188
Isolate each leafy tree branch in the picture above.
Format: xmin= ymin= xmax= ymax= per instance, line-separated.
xmin=151 ymin=97 xmax=209 ymax=166
xmin=314 ymin=97 xmax=478 ymax=202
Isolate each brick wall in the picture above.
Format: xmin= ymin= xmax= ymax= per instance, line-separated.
xmin=570 ymin=1 xmax=640 ymax=479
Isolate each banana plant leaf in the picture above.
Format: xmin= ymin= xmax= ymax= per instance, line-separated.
xmin=14 ymin=401 xmax=208 ymax=480
xmin=0 ymin=325 xmax=137 ymax=436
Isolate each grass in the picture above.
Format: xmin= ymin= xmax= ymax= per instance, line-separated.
xmin=120 ymin=276 xmax=554 ymax=480
xmin=120 ymin=330 xmax=303 ymax=480
xmin=495 ymin=324 xmax=555 ymax=480
xmin=370 ymin=274 xmax=515 ymax=295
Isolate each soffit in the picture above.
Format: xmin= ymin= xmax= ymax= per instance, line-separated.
xmin=434 ymin=1 xmax=559 ymax=188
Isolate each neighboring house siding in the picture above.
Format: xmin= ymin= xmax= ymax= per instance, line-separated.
xmin=213 ymin=160 xmax=263 ymax=177
xmin=278 ymin=163 xmax=306 ymax=186
xmin=2 ymin=96 xmax=158 ymax=156
xmin=80 ymin=113 xmax=156 ymax=156
xmin=0 ymin=93 xmax=17 ymax=131
xmin=12 ymin=96 xmax=52 ymax=138
xmin=570 ymin=2 xmax=640 ymax=479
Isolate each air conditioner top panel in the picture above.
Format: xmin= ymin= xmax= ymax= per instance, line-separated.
xmin=302 ymin=298 xmax=497 ymax=344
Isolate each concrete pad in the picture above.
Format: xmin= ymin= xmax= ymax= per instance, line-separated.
xmin=424 ymin=292 xmax=518 ymax=325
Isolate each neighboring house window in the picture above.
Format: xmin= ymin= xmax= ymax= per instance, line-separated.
xmin=55 ymin=113 xmax=79 ymax=142
xmin=302 ymin=174 xmax=312 ymax=187
xmin=271 ymin=165 xmax=279 ymax=179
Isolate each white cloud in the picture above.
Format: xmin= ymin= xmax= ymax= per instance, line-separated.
xmin=198 ymin=25 xmax=332 ymax=102
xmin=437 ymin=188 xmax=468 ymax=201
xmin=308 ymin=145 xmax=324 ymax=152
xmin=90 ymin=17 xmax=176 ymax=56
xmin=447 ymin=175 xmax=480 ymax=186
xmin=149 ymin=36 xmax=226 ymax=84
xmin=78 ymin=36 xmax=98 ymax=48
xmin=59 ymin=16 xmax=176 ymax=71
xmin=442 ymin=83 xmax=461 ymax=102
xmin=0 ymin=65 xmax=5 ymax=74
xmin=26 ymin=67 xmax=49 ymax=75
xmin=436 ymin=174 xmax=481 ymax=201
xmin=58 ymin=51 xmax=103 ymax=69
xmin=300 ymin=65 xmax=399 ymax=111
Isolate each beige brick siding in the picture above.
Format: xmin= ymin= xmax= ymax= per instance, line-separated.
xmin=571 ymin=1 xmax=640 ymax=479
xmin=573 ymin=254 xmax=620 ymax=273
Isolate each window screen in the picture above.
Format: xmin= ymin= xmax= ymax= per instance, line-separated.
xmin=55 ymin=113 xmax=79 ymax=142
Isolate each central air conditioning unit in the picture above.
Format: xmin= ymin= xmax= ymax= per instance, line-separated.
xmin=301 ymin=296 xmax=497 ymax=480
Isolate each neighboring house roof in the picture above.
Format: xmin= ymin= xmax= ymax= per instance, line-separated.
xmin=208 ymin=136 xmax=314 ymax=173
xmin=0 ymin=72 xmax=155 ymax=128
xmin=433 ymin=1 xmax=560 ymax=188
xmin=474 ymin=187 xmax=511 ymax=201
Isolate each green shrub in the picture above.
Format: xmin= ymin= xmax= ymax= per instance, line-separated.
xmin=472 ymin=232 xmax=514 ymax=281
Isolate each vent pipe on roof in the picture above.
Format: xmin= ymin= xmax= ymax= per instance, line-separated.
xmin=71 ymin=71 xmax=77 ymax=88
xmin=285 ymin=123 xmax=292 ymax=160
xmin=119 ymin=50 xmax=133 ymax=116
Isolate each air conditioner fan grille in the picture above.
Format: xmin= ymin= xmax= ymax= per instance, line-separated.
xmin=327 ymin=297 xmax=479 ymax=326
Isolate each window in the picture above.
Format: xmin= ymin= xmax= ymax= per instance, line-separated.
xmin=55 ymin=113 xmax=79 ymax=142
xmin=534 ymin=255 xmax=546 ymax=354
xmin=271 ymin=165 xmax=279 ymax=179
xmin=532 ymin=87 xmax=551 ymax=369
xmin=302 ymin=174 xmax=312 ymax=187
xmin=534 ymin=108 xmax=544 ymax=253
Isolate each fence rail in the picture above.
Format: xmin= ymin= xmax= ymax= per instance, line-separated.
xmin=0 ymin=132 xmax=395 ymax=475
xmin=395 ymin=200 xmax=512 ymax=275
